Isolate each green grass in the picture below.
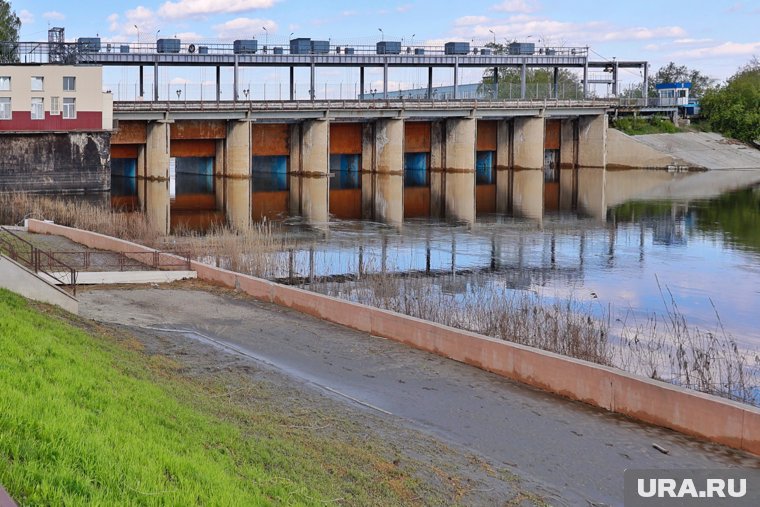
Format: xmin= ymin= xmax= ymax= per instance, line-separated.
xmin=613 ymin=115 xmax=680 ymax=135
xmin=0 ymin=289 xmax=419 ymax=506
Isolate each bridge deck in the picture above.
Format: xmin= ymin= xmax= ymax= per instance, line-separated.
xmin=112 ymin=99 xmax=614 ymax=121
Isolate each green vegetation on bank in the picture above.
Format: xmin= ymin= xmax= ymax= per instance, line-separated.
xmin=612 ymin=115 xmax=679 ymax=136
xmin=701 ymin=58 xmax=760 ymax=144
xmin=0 ymin=289 xmax=417 ymax=505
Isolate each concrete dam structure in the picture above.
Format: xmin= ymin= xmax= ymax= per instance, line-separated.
xmin=111 ymin=100 xmax=611 ymax=234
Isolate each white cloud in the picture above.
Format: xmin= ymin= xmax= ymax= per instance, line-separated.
xmin=451 ymin=16 xmax=688 ymax=46
xmin=492 ymin=0 xmax=539 ymax=13
xmin=670 ymin=41 xmax=760 ymax=59
xmin=158 ymin=0 xmax=277 ymax=20
xmin=18 ymin=9 xmax=34 ymax=24
xmin=175 ymin=31 xmax=205 ymax=40
xmin=673 ymin=38 xmax=713 ymax=45
xmin=107 ymin=14 xmax=120 ymax=33
xmin=455 ymin=16 xmax=491 ymax=26
xmin=43 ymin=11 xmax=66 ymax=21
xmin=212 ymin=18 xmax=277 ymax=40
xmin=601 ymin=26 xmax=686 ymax=41
xmin=396 ymin=4 xmax=412 ymax=12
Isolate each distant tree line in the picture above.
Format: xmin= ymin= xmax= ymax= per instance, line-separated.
xmin=701 ymin=57 xmax=760 ymax=144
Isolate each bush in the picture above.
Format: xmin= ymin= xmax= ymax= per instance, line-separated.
xmin=613 ymin=115 xmax=678 ymax=135
xmin=701 ymin=59 xmax=760 ymax=143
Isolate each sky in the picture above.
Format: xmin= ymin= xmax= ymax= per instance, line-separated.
xmin=10 ymin=0 xmax=760 ymax=99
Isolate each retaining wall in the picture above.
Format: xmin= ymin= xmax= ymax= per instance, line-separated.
xmin=0 ymin=132 xmax=110 ymax=193
xmin=0 ymin=254 xmax=78 ymax=314
xmin=26 ymin=219 xmax=760 ymax=456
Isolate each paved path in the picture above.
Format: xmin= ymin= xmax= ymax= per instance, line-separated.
xmin=636 ymin=132 xmax=760 ymax=170
xmin=80 ymin=286 xmax=760 ymax=506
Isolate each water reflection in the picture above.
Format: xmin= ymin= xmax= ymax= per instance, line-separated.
xmin=266 ymin=184 xmax=760 ymax=349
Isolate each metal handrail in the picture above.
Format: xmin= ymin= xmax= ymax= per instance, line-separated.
xmin=42 ymin=250 xmax=192 ymax=272
xmin=113 ymin=98 xmax=613 ymax=112
xmin=0 ymin=227 xmax=78 ymax=295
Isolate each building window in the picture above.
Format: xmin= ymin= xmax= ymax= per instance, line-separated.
xmin=0 ymin=77 xmax=10 ymax=91
xmin=63 ymin=76 xmax=76 ymax=91
xmin=31 ymin=97 xmax=44 ymax=120
xmin=63 ymin=98 xmax=76 ymax=119
xmin=0 ymin=98 xmax=10 ymax=120
xmin=50 ymin=97 xmax=60 ymax=115
xmin=31 ymin=76 xmax=44 ymax=92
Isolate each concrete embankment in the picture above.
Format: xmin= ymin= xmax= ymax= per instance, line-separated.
xmin=635 ymin=132 xmax=760 ymax=170
xmin=0 ymin=255 xmax=78 ymax=314
xmin=607 ymin=130 xmax=760 ymax=171
xmin=0 ymin=484 xmax=17 ymax=507
xmin=25 ymin=219 xmax=760 ymax=457
xmin=607 ymin=128 xmax=700 ymax=170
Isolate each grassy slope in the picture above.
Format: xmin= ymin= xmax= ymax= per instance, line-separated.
xmin=613 ymin=116 xmax=679 ymax=136
xmin=0 ymin=289 xmax=416 ymax=506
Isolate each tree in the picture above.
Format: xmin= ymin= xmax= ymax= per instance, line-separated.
xmin=0 ymin=1 xmax=20 ymax=63
xmin=478 ymin=43 xmax=583 ymax=100
xmin=700 ymin=57 xmax=760 ymax=143
xmin=650 ymin=62 xmax=715 ymax=98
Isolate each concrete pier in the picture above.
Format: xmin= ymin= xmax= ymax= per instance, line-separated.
xmin=145 ymin=121 xmax=171 ymax=235
xmin=444 ymin=118 xmax=476 ymax=223
xmin=511 ymin=117 xmax=545 ymax=220
xmin=578 ymin=115 xmax=607 ymax=169
xmin=373 ymin=118 xmax=404 ymax=225
xmin=430 ymin=121 xmax=445 ymax=218
xmin=214 ymin=139 xmax=225 ymax=213
xmin=299 ymin=119 xmax=330 ymax=223
xmin=225 ymin=120 xmax=252 ymax=231
xmin=495 ymin=120 xmax=511 ymax=213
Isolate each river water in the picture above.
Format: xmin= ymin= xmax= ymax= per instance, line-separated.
xmin=265 ymin=183 xmax=760 ymax=351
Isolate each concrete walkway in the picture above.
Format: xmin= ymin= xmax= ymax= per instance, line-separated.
xmin=636 ymin=132 xmax=760 ymax=170
xmin=79 ymin=286 xmax=760 ymax=506
xmin=0 ymin=484 xmax=16 ymax=507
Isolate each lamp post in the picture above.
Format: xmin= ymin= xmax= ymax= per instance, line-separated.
xmin=489 ymin=29 xmax=495 ymax=45
xmin=262 ymin=26 xmax=268 ymax=47
xmin=378 ymin=28 xmax=383 ymax=41
xmin=156 ymin=29 xmax=161 ymax=42
xmin=134 ymin=25 xmax=140 ymax=47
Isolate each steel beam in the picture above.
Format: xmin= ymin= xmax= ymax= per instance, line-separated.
xmin=383 ymin=59 xmax=389 ymax=99
xmin=216 ymin=66 xmax=221 ymax=102
xmin=139 ymin=66 xmax=144 ymax=98
xmin=153 ymin=62 xmax=158 ymax=101
xmin=427 ymin=67 xmax=433 ymax=99
xmin=453 ymin=57 xmax=459 ymax=99
xmin=553 ymin=67 xmax=559 ymax=98
xmin=643 ymin=62 xmax=649 ymax=107
xmin=289 ymin=66 xmax=295 ymax=101
xmin=520 ymin=63 xmax=527 ymax=99
xmin=359 ymin=67 xmax=364 ymax=100
xmin=310 ymin=61 xmax=315 ymax=100
xmin=233 ymin=56 xmax=239 ymax=101
xmin=583 ymin=56 xmax=589 ymax=98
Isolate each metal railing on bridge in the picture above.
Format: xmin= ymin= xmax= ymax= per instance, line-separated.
xmin=113 ymin=97 xmax=616 ymax=112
